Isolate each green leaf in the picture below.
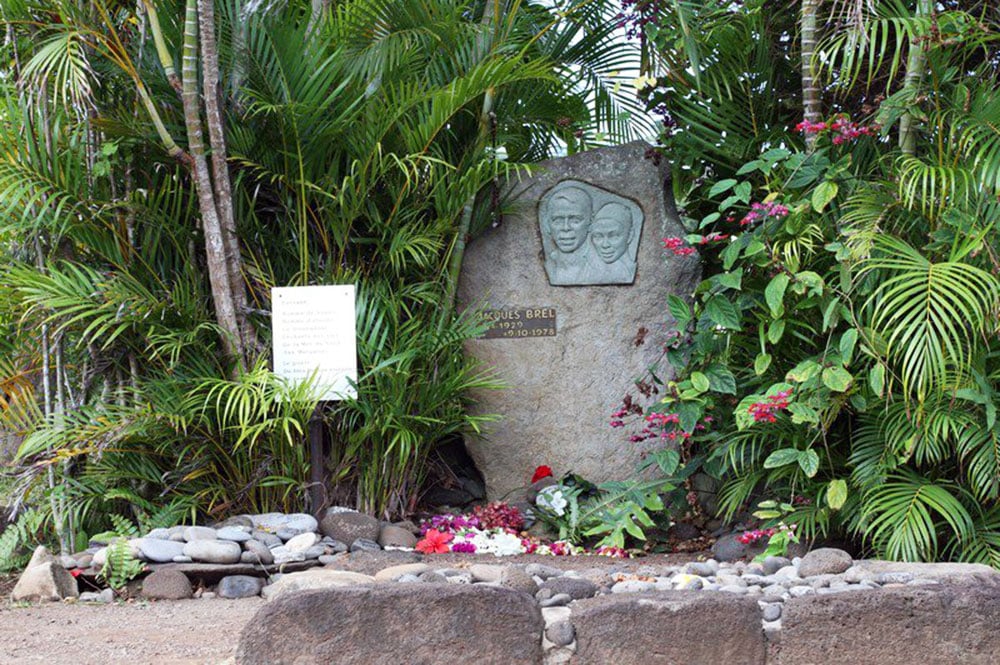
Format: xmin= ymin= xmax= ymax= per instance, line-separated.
xmin=656 ymin=449 xmax=681 ymax=475
xmin=753 ymin=510 xmax=782 ymax=519
xmin=668 ymin=295 xmax=690 ymax=328
xmin=704 ymin=364 xmax=737 ymax=395
xmin=699 ymin=212 xmax=721 ymax=229
xmin=826 ymin=479 xmax=848 ymax=510
xmin=734 ymin=181 xmax=752 ymax=202
xmin=708 ymin=179 xmax=737 ymax=198
xmin=811 ymin=180 xmax=839 ymax=212
xmin=691 ymin=371 xmax=710 ymax=393
xmin=705 ymin=296 xmax=742 ymax=330
xmin=736 ymin=161 xmax=762 ymax=176
xmin=765 ymin=273 xmax=790 ymax=318
xmin=764 ymin=448 xmax=799 ymax=468
xmin=839 ymin=329 xmax=859 ymax=365
xmin=867 ymin=365 xmax=884 ymax=398
xmin=798 ymin=449 xmax=820 ymax=477
xmin=754 ymin=353 xmax=772 ymax=376
xmin=713 ymin=271 xmax=742 ymax=291
xmin=787 ymin=359 xmax=821 ymax=383
xmin=767 ymin=319 xmax=785 ymax=344
xmin=822 ymin=367 xmax=854 ymax=392
xmin=788 ymin=403 xmax=819 ymax=424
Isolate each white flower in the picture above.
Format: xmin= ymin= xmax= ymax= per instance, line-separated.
xmin=536 ymin=485 xmax=568 ymax=517
xmin=487 ymin=531 xmax=525 ymax=557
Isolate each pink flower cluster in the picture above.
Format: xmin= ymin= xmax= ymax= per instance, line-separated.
xmin=662 ymin=236 xmax=696 ymax=256
xmin=796 ymin=117 xmax=874 ymax=145
xmin=472 ymin=501 xmax=526 ymax=532
xmin=737 ymin=528 xmax=776 ymax=545
xmin=748 ymin=389 xmax=792 ymax=423
xmin=740 ymin=201 xmax=790 ymax=227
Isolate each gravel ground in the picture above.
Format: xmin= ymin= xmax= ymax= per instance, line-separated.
xmin=0 ymin=595 xmax=262 ymax=664
xmin=0 ymin=549 xmax=708 ymax=664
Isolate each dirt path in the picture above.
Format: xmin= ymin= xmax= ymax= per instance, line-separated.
xmin=0 ymin=597 xmax=262 ymax=665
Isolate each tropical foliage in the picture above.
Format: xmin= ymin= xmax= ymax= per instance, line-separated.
xmin=0 ymin=0 xmax=646 ymax=555
xmin=625 ymin=0 xmax=1000 ymax=564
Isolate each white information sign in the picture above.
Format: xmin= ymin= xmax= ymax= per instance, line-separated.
xmin=272 ymin=285 xmax=358 ymax=401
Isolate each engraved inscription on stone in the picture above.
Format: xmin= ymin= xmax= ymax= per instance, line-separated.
xmin=538 ymin=180 xmax=644 ymax=286
xmin=479 ymin=308 xmax=557 ymax=339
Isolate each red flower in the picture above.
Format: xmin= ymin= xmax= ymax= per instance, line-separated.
xmin=415 ymin=529 xmax=453 ymax=554
xmin=531 ymin=465 xmax=554 ymax=483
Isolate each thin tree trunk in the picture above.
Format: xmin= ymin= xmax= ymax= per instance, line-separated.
xmin=899 ymin=0 xmax=931 ymax=156
xmin=198 ymin=0 xmax=257 ymax=359
xmin=180 ymin=0 xmax=245 ymax=366
xmin=801 ymin=0 xmax=822 ymax=152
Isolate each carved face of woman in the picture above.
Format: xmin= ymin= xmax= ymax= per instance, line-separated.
xmin=590 ymin=204 xmax=633 ymax=264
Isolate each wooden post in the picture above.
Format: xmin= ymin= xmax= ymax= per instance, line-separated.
xmin=308 ymin=403 xmax=326 ymax=517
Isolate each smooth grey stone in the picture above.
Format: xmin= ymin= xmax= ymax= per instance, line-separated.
xmin=134 ymin=538 xmax=186 ymax=563
xmin=418 ymin=571 xmax=448 ymax=584
xmin=798 ymin=548 xmax=852 ymax=577
xmin=763 ymin=620 xmax=782 ymax=642
xmin=99 ymin=588 xmax=115 ymax=603
xmin=172 ymin=555 xmax=193 ymax=563
xmin=277 ymin=527 xmax=308 ymax=541
xmin=252 ymin=530 xmax=283 ymax=549
xmin=302 ymin=545 xmax=326 ymax=560
xmin=536 ymin=587 xmax=554 ymax=601
xmin=875 ymin=571 xmax=915 ymax=585
xmin=716 ymin=574 xmax=746 ymax=588
xmin=248 ymin=512 xmax=318 ymax=535
xmin=525 ymin=563 xmax=563 ymax=580
xmin=182 ymin=539 xmax=241 ymax=564
xmin=243 ymin=539 xmax=275 ymax=566
xmin=79 ymin=591 xmax=103 ymax=602
xmin=545 ymin=620 xmax=575 ymax=647
xmin=322 ymin=539 xmax=348 ymax=554
xmin=214 ymin=515 xmax=254 ymax=529
xmin=145 ymin=528 xmax=171 ymax=540
xmin=396 ymin=574 xmax=421 ymax=583
xmin=539 ymin=593 xmax=572 ymax=607
xmin=719 ymin=584 xmax=748 ymax=594
xmin=218 ymin=575 xmax=265 ymax=599
xmin=674 ymin=576 xmax=704 ymax=591
xmin=611 ymin=580 xmax=654 ymax=594
xmin=684 ymin=561 xmax=718 ymax=577
xmin=745 ymin=562 xmax=766 ymax=576
xmin=217 ymin=526 xmax=252 ymax=543
xmin=763 ymin=556 xmax=791 ymax=575
xmin=349 ymin=538 xmax=381 ymax=553
xmin=240 ymin=551 xmax=258 ymax=564
xmin=788 ymin=585 xmax=816 ymax=598
xmin=183 ymin=526 xmax=218 ymax=542
xmin=762 ymin=603 xmax=782 ymax=621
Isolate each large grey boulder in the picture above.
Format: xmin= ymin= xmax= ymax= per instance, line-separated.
xmin=141 ymin=568 xmax=193 ymax=600
xmin=779 ymin=584 xmax=1000 ymax=664
xmin=11 ymin=547 xmax=79 ymax=603
xmin=458 ymin=141 xmax=700 ymax=498
xmin=570 ymin=591 xmax=765 ymax=665
xmin=797 ymin=547 xmax=852 ymax=577
xmin=319 ymin=510 xmax=380 ymax=546
xmin=237 ymin=585 xmax=543 ymax=665
xmin=843 ymin=559 xmax=1000 ymax=585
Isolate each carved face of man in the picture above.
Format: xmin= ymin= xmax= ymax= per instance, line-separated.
xmin=546 ymin=188 xmax=592 ymax=253
xmin=590 ymin=203 xmax=633 ymax=264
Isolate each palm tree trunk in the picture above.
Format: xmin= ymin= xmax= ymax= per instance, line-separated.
xmin=180 ymin=0 xmax=245 ymax=366
xmin=899 ymin=0 xmax=931 ymax=156
xmin=801 ymin=0 xmax=821 ymax=152
xmin=198 ymin=0 xmax=257 ymax=358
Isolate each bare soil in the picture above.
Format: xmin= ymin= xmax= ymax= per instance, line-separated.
xmin=0 ymin=549 xmax=708 ymax=664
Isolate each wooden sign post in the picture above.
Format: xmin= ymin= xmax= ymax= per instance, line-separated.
xmin=272 ymin=285 xmax=357 ymax=515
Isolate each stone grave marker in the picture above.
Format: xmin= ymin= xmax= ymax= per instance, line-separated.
xmin=458 ymin=141 xmax=700 ymax=498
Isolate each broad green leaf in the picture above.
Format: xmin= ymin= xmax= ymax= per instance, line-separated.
xmin=764 ymin=448 xmax=799 ymax=468
xmin=788 ymin=403 xmax=819 ymax=424
xmin=691 ymin=371 xmax=710 ymax=393
xmin=798 ymin=449 xmax=820 ymax=477
xmin=869 ymin=364 xmax=885 ymax=397
xmin=765 ymin=273 xmax=790 ymax=318
xmin=767 ymin=319 xmax=785 ymax=344
xmin=736 ymin=161 xmax=762 ymax=176
xmin=787 ymin=359 xmax=821 ymax=383
xmin=822 ymin=367 xmax=854 ymax=392
xmin=668 ymin=295 xmax=690 ymax=328
xmin=708 ymin=178 xmax=737 ymax=198
xmin=811 ymin=180 xmax=839 ymax=212
xmin=839 ymin=329 xmax=859 ymax=365
xmin=705 ymin=296 xmax=742 ymax=330
xmin=827 ymin=479 xmax=848 ymax=510
xmin=734 ymin=182 xmax=753 ymax=203
xmin=753 ymin=510 xmax=782 ymax=519
xmin=758 ymin=500 xmax=779 ymax=509
xmin=656 ymin=449 xmax=681 ymax=475
xmin=755 ymin=353 xmax=772 ymax=375
xmin=713 ymin=271 xmax=742 ymax=291
xmin=699 ymin=212 xmax=721 ymax=229
xmin=704 ymin=364 xmax=737 ymax=394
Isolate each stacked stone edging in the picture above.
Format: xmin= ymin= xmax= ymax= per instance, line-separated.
xmin=236 ymin=585 xmax=543 ymax=665
xmin=778 ymin=584 xmax=1000 ymax=665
